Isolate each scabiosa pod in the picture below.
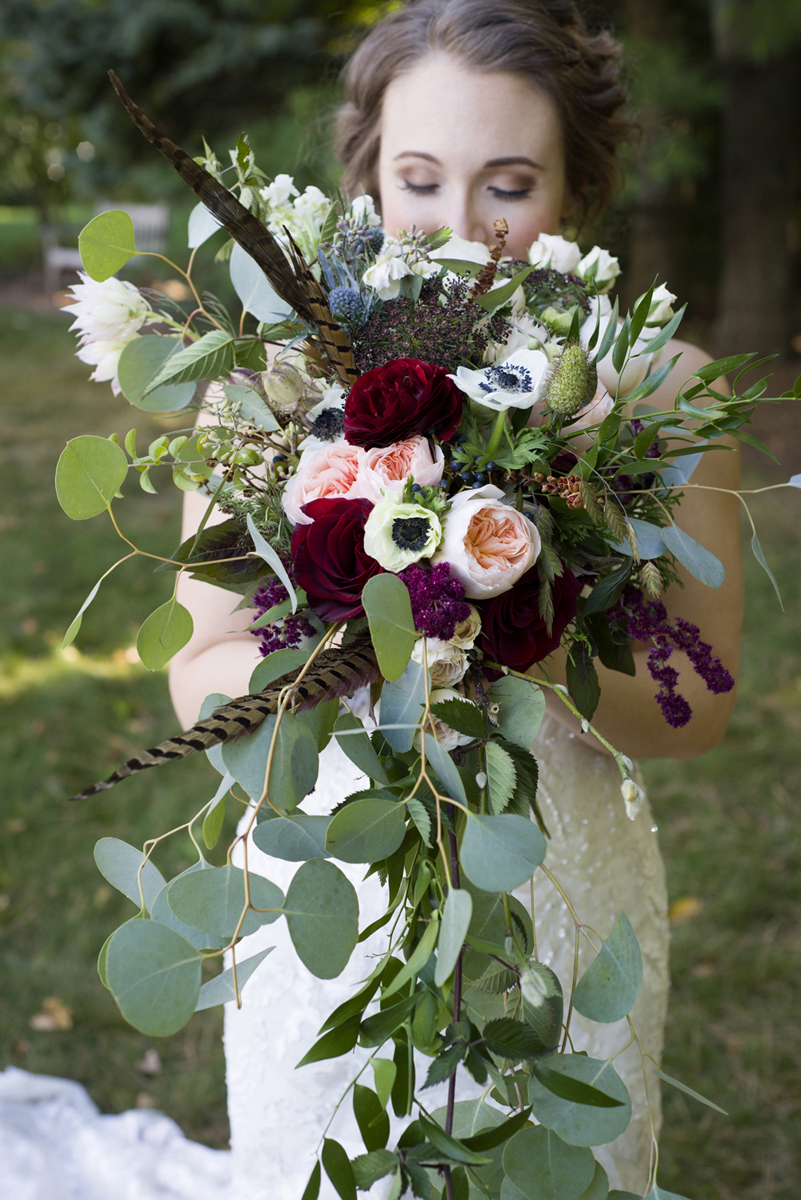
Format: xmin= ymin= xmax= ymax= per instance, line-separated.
xmin=543 ymin=342 xmax=598 ymax=417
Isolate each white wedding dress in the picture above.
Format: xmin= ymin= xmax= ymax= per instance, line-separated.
xmin=224 ymin=710 xmax=669 ymax=1198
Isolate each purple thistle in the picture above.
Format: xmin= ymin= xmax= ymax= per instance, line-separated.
xmin=251 ymin=580 xmax=315 ymax=658
xmin=610 ymin=585 xmax=734 ymax=728
xmin=399 ymin=562 xmax=471 ymax=642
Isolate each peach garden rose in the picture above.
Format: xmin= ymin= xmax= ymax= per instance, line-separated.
xmin=281 ymin=441 xmax=362 ymax=525
xmin=356 ymin=436 xmax=444 ymax=504
xmin=432 ymin=484 xmax=540 ymax=598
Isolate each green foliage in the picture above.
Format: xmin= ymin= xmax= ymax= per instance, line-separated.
xmin=93 ymin=837 xmax=165 ymax=912
xmin=135 ymin=597 xmax=193 ymax=670
xmin=117 ymin=336 xmax=196 ymax=413
xmin=572 ymin=913 xmax=643 ymax=1025
xmin=334 ymin=713 xmax=391 ymax=783
xmin=166 ymin=863 xmax=283 ymax=940
xmin=145 ymin=330 xmax=236 ymax=394
xmin=222 ymin=711 xmax=318 ymax=810
xmin=194 ymin=947 xmax=273 ymax=1011
xmin=105 ymin=919 xmax=201 ymax=1037
xmin=361 ymin=574 xmax=417 ymax=682
xmin=503 ymin=1126 xmax=596 ymax=1200
xmin=78 ymin=210 xmax=137 ymax=280
xmin=434 ymin=888 xmax=473 ymax=987
xmin=253 ymin=811 xmax=331 ymax=861
xmin=527 ymin=1056 xmax=632 ymax=1146
xmin=460 ymin=813 xmax=546 ymax=892
xmin=379 ymin=659 xmax=427 ymax=752
xmin=325 ymin=797 xmax=406 ymax=864
xmin=284 ymin=859 xmax=359 ymax=979
xmin=55 ymin=435 xmax=127 ymax=521
xmin=487 ymin=675 xmax=546 ymax=749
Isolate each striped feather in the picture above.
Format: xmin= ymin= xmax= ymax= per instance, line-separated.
xmin=107 ymin=71 xmax=357 ymax=386
xmin=72 ymin=633 xmax=379 ymax=801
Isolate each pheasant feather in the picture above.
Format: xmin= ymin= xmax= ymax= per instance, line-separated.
xmin=72 ymin=633 xmax=379 ymax=801
xmin=107 ymin=70 xmax=357 ymax=386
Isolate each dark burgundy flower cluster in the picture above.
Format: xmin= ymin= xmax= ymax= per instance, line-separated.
xmin=611 ymin=585 xmax=735 ymax=727
xmin=344 ymin=357 xmax=463 ymax=449
xmin=291 ymin=497 xmax=381 ymax=621
xmin=478 ymin=567 xmax=582 ymax=673
xmin=400 ymin=562 xmax=471 ymax=641
xmin=251 ymin=579 xmax=315 ymax=658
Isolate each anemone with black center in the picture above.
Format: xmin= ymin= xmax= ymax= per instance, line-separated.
xmin=309 ymin=408 xmax=346 ymax=442
xmin=391 ymin=515 xmax=432 ymax=552
xmin=479 ymin=364 xmax=533 ymax=394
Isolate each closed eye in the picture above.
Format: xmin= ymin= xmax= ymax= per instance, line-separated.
xmin=489 ymin=186 xmax=532 ymax=201
xmin=399 ymin=180 xmax=438 ymax=195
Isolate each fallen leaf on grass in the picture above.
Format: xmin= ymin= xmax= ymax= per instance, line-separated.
xmin=29 ymin=997 xmax=73 ymax=1031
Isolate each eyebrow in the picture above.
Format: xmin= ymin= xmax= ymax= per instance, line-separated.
xmin=393 ymin=152 xmax=544 ymax=170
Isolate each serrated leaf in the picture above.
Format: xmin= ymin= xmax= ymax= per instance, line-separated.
xmin=351 ymin=1149 xmax=398 ymax=1191
xmin=485 ymin=741 xmax=517 ymax=814
xmin=582 ymin=563 xmax=632 ymax=617
xmin=481 ymin=1016 xmax=548 ymax=1061
xmin=572 ymin=912 xmax=642 ymax=1023
xmin=423 ymin=1044 xmax=464 ymax=1088
xmin=473 ymin=961 xmax=518 ymax=994
xmin=429 ymin=698 xmax=486 ymax=740
xmin=406 ymin=797 xmax=432 ymax=846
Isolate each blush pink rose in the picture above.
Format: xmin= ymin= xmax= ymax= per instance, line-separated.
xmin=432 ymin=484 xmax=540 ymax=598
xmin=356 ymin=436 xmax=445 ymax=504
xmin=282 ymin=440 xmax=363 ymax=525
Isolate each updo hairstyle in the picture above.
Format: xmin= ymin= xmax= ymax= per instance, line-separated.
xmin=335 ymin=0 xmax=630 ymax=223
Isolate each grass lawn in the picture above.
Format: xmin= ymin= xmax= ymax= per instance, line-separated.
xmin=0 ymin=306 xmax=799 ymax=1194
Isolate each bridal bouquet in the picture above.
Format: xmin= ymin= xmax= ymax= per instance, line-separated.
xmin=55 ymin=74 xmax=797 ymax=1200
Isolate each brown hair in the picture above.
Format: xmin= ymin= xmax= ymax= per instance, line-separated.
xmin=335 ymin=0 xmax=630 ymax=223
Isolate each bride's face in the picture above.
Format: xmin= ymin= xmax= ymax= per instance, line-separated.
xmin=377 ymin=54 xmax=572 ymax=260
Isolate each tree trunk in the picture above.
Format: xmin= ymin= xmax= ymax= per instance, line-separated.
xmin=713 ymin=50 xmax=801 ymax=359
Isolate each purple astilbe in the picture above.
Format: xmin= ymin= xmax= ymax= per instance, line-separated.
xmin=611 ymin=585 xmax=734 ymax=727
xmin=251 ymin=579 xmax=315 ymax=658
xmin=400 ymin=562 xmax=471 ymax=641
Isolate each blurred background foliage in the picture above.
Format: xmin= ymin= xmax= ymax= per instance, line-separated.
xmin=0 ymin=3 xmax=800 ymax=1197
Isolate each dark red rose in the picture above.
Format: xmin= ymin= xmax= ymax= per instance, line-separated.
xmin=291 ymin=497 xmax=381 ymax=621
xmin=479 ymin=567 xmax=582 ymax=672
xmin=344 ymin=358 xmax=463 ymax=448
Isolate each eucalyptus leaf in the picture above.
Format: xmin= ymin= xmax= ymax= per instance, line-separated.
xmin=79 ymin=209 xmax=137 ymax=279
xmin=659 ymin=524 xmax=725 ymax=589
xmin=194 ymin=947 xmax=273 ymax=1010
xmin=362 ymin=574 xmax=418 ymax=681
xmin=284 ymin=859 xmax=359 ymax=979
xmin=577 ymin=1162 xmax=609 ymax=1200
xmin=222 ymin=711 xmax=318 ymax=810
xmin=528 ymin=1056 xmax=631 ymax=1146
xmin=572 ymin=913 xmax=643 ymax=1023
xmin=486 ymin=675 xmax=546 ymax=749
xmin=150 ymin=885 xmax=228 ymax=952
xmin=62 ymin=577 xmax=103 ymax=648
xmin=379 ymin=659 xmax=426 ymax=752
xmin=94 ymin=838 xmax=166 ymax=912
xmin=461 ymin=814 xmax=546 ymax=892
xmin=325 ymin=798 xmax=406 ymax=864
xmin=654 ymin=1067 xmax=727 ymax=1115
xmin=644 ymin=1187 xmax=693 ymax=1200
xmin=198 ymin=692 xmax=230 ymax=775
xmin=502 ymin=1126 xmax=595 ymax=1200
xmin=106 ymin=919 xmax=201 ymax=1037
xmin=422 ymin=731 xmax=467 ymax=803
xmin=166 ymin=863 xmax=284 ymax=939
xmin=55 ymin=436 xmax=128 ymax=520
xmin=434 ymin=888 xmax=473 ymax=987
xmin=187 ymin=201 xmax=223 ymax=249
xmin=246 ymin=514 xmax=298 ymax=612
xmin=117 ymin=336 xmax=196 ymax=412
xmin=202 ymin=772 xmax=232 ymax=849
xmin=136 ymin=598 xmax=194 ymax=671
xmin=381 ymin=916 xmax=440 ymax=1000
xmin=249 ymin=647 xmax=309 ymax=692
xmin=223 ymin=383 xmax=281 ymax=432
xmin=750 ymin=528 xmax=783 ymax=606
xmin=253 ymin=812 xmax=331 ymax=861
xmin=334 ymin=714 xmax=390 ymax=784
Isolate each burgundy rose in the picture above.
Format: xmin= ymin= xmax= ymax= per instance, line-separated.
xmin=479 ymin=567 xmax=582 ymax=672
xmin=291 ymin=496 xmax=381 ymax=621
xmin=344 ymin=358 xmax=463 ymax=449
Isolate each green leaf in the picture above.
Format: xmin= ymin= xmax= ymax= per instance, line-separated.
xmin=106 ymin=919 xmax=201 ymax=1037
xmin=572 ymin=912 xmax=643 ymax=1023
xmin=136 ymin=599 xmax=194 ymax=670
xmin=55 ymin=435 xmax=128 ymax=520
xmin=253 ymin=812 xmax=331 ymax=861
xmin=296 ymin=1014 xmax=361 ymax=1068
xmin=485 ymin=741 xmax=517 ymax=814
xmin=166 ymin=863 xmax=283 ymax=939
xmin=150 ymin=883 xmax=228 ymax=952
xmin=284 ymin=859 xmax=359 ymax=979
xmin=659 ymin=525 xmax=725 ymax=589
xmin=577 ymin=1162 xmax=609 ymax=1200
xmin=334 ymin=714 xmax=391 ymax=784
xmin=636 ymin=304 xmax=686 ymax=356
xmin=462 ymin=1107 xmax=532 ymax=1153
xmin=418 ymin=1117 xmax=493 ymax=1166
xmin=301 ymin=1161 xmax=321 ymax=1200
xmin=434 ymin=888 xmax=473 ymax=987
xmin=406 ymin=797 xmax=432 ymax=846
xmin=78 ymin=209 xmax=137 ymax=279
xmin=750 ymin=527 xmax=783 ymax=607
xmin=323 ymin=1138 xmax=357 ymax=1200
xmin=693 ymin=352 xmax=755 ymax=384
xmin=249 ymin=647 xmax=309 ymax=692
xmin=461 ymin=813 xmax=546 ymax=892
xmin=353 ymin=1084 xmax=390 ymax=1151
xmin=202 ymin=773 xmax=231 ymax=849
xmin=379 ymin=659 xmax=426 ymax=752
xmin=611 ymin=314 xmax=631 ymax=376
xmin=566 ymin=643 xmax=600 ymax=721
xmin=429 ymin=698 xmax=486 ymax=740
xmin=194 ymin=947 xmax=273 ymax=1010
xmin=593 ymin=296 xmax=620 ymax=366
xmin=529 ymin=1059 xmax=629 ymax=1147
xmin=144 ymin=329 xmax=235 ymax=394
xmin=502 ymin=1126 xmax=595 ymax=1200
xmin=351 ymin=1149 xmax=399 ymax=1191
xmin=371 ymin=1059 xmax=397 ymax=1110
xmin=62 ymin=577 xmax=103 ymax=648
xmin=223 ymin=383 xmax=281 ymax=431
xmin=325 ymin=798 xmax=406 ymax=864
xmin=359 ymin=994 xmax=418 ymax=1047
xmin=474 ymin=265 xmax=535 ymax=314
xmin=362 ymin=574 xmax=418 ymax=681
xmin=222 ymin=711 xmax=318 ymax=810
xmin=644 ymin=1188 xmax=693 ymax=1200
xmin=481 ymin=1016 xmax=548 ymax=1060
xmin=246 ymin=514 xmax=298 ymax=613
xmin=654 ymin=1068 xmax=727 ymax=1115
xmin=117 ymin=336 xmax=196 ymax=412
xmin=582 ymin=563 xmax=632 ymax=618
xmin=94 ymin=838 xmax=166 ymax=913
xmin=486 ymin=675 xmax=546 ymax=749
xmin=381 ymin=916 xmax=440 ymax=1000
xmin=422 ymin=731 xmax=467 ymax=804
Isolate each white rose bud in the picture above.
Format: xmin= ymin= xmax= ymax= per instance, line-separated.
xmin=450 ymin=606 xmax=482 ymax=650
xmin=411 ymin=638 xmax=469 ymax=686
xmin=363 ymin=496 xmax=442 ymax=572
xmin=528 ymin=232 xmax=582 ymax=274
xmin=636 ymin=283 xmax=678 ymax=328
xmin=576 ymin=245 xmax=621 ymax=293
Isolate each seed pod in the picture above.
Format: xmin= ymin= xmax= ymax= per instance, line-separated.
xmin=544 ymin=342 xmax=597 ymax=417
xmin=262 ymin=362 xmax=306 ymax=409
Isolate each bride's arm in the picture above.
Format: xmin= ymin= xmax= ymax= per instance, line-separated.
xmin=533 ymin=338 xmax=743 ymax=761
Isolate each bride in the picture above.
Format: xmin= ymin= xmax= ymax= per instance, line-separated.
xmin=169 ymin=1 xmax=743 ymax=1195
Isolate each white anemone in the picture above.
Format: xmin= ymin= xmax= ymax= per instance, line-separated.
xmin=450 ymin=347 xmax=550 ymax=412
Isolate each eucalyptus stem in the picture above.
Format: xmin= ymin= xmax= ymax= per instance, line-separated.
xmin=443 ymin=823 xmax=463 ymax=1200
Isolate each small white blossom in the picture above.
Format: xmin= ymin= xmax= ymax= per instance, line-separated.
xmin=411 ymin=638 xmax=469 ymax=686
xmin=527 ymin=232 xmax=582 ymax=274
xmin=363 ymin=495 xmax=442 ymax=572
xmin=428 ymin=233 xmax=492 ymax=266
xmin=450 ymin=606 xmax=482 ymax=650
xmin=349 ymin=194 xmax=382 ymax=227
xmin=576 ymin=245 xmax=621 ymax=293
xmin=63 ymin=272 xmax=154 ymax=393
xmin=451 ymin=347 xmax=550 ymax=412
xmin=261 ymin=173 xmax=299 ymax=208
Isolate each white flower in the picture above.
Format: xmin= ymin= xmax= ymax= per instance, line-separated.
xmin=411 ymin=638 xmax=469 ymax=686
xmin=419 ymin=688 xmax=478 ymax=751
xmin=637 ymin=283 xmax=677 ymax=329
xmin=450 ymin=605 xmax=481 ymax=649
xmin=349 ymin=194 xmax=382 ymax=227
xmin=293 ymin=185 xmax=331 ymax=225
xmin=63 ymin=272 xmax=154 ymax=392
xmin=484 ymin=314 xmax=548 ymax=365
xmin=363 ymin=496 xmax=442 ymax=572
xmin=621 ymin=777 xmax=645 ymax=820
xmin=261 ymin=173 xmax=299 ymax=208
xmin=580 ymin=296 xmax=653 ymax=398
xmin=432 ymin=484 xmax=540 ymax=599
xmin=576 ymin=245 xmax=621 ymax=293
xmin=299 ymin=386 xmax=346 ymax=453
xmin=362 ymin=240 xmax=414 ymax=300
xmin=451 ymin=347 xmax=550 ymax=412
xmin=428 ymin=234 xmax=492 ymax=266
xmin=528 ymin=232 xmax=582 ymax=274
xmin=564 ymin=386 xmax=616 ymax=452
xmin=356 ymin=437 xmax=445 ymax=505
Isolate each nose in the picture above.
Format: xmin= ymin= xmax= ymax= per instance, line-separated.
xmin=447 ymin=191 xmax=489 ymax=248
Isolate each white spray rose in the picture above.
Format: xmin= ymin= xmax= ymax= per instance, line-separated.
xmin=429 ymin=234 xmax=492 ymax=266
xmin=432 ymin=484 xmax=540 ymax=599
xmin=527 ymin=232 xmax=582 ymax=274
xmin=411 ymin=638 xmax=469 ymax=686
xmin=576 ymin=245 xmax=621 ymax=293
xmin=637 ymin=283 xmax=678 ymax=328
xmin=349 ymin=194 xmax=382 ymax=227
xmin=450 ymin=606 xmax=482 ymax=649
xmin=363 ymin=496 xmax=442 ymax=572
xmin=63 ymin=272 xmax=154 ymax=392
xmin=580 ymin=296 xmax=653 ymax=398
